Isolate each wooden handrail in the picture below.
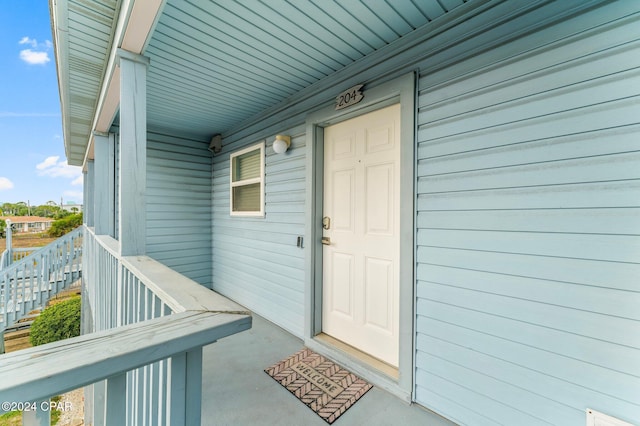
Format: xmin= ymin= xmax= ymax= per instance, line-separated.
xmin=0 ymin=226 xmax=253 ymax=425
xmin=118 ymin=255 xmax=245 ymax=314
xmin=0 ymin=310 xmax=251 ymax=402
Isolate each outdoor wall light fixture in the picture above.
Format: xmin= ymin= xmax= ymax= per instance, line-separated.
xmin=272 ymin=134 xmax=291 ymax=154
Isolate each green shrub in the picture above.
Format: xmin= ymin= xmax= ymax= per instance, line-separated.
xmin=0 ymin=409 xmax=21 ymax=424
xmin=30 ymin=297 xmax=81 ymax=346
xmin=48 ymin=213 xmax=83 ymax=237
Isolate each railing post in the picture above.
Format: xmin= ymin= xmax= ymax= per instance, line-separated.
xmin=84 ymin=385 xmax=95 ymax=426
xmin=93 ymin=380 xmax=106 ymax=426
xmin=105 ymin=373 xmax=126 ymax=425
xmin=21 ymin=399 xmax=50 ymax=426
xmin=5 ymin=219 xmax=12 ymax=267
xmin=169 ymin=347 xmax=203 ymax=425
xmin=1 ymin=268 xmax=7 ymax=328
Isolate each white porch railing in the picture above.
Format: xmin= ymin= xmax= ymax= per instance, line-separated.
xmin=0 ymin=226 xmax=252 ymax=425
xmin=9 ymin=247 xmax=39 ymax=263
xmin=1 ymin=219 xmax=55 ymax=270
xmin=0 ymin=226 xmax=82 ymax=334
xmin=0 ymin=250 xmax=8 ymax=270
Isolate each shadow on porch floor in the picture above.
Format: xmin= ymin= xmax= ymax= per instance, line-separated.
xmin=202 ymin=314 xmax=456 ymax=426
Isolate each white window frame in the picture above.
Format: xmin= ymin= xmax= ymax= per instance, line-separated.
xmin=229 ymin=141 xmax=265 ymax=217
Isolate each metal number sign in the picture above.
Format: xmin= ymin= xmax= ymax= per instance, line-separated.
xmin=335 ymin=84 xmax=364 ymax=110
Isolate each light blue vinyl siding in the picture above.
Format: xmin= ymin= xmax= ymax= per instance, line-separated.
xmin=212 ymin=126 xmax=306 ymax=336
xmin=414 ymin=4 xmax=640 ymax=425
xmin=146 ymin=132 xmax=213 ymax=287
xmin=199 ymin=1 xmax=639 ymax=424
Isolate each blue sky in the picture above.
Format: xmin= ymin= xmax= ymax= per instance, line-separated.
xmin=0 ymin=2 xmax=83 ymax=207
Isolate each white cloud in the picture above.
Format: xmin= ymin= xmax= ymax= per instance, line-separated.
xmin=18 ymin=37 xmax=52 ymax=65
xmin=20 ymin=49 xmax=50 ymax=65
xmin=36 ymin=156 xmax=82 ymax=179
xmin=37 ymin=157 xmax=83 ymax=207
xmin=36 ymin=156 xmax=60 ymax=170
xmin=0 ymin=177 xmax=14 ymax=191
xmin=19 ymin=36 xmax=37 ymax=48
xmin=63 ymin=190 xmax=83 ymax=202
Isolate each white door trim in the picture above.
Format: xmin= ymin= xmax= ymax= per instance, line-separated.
xmin=304 ymin=72 xmax=416 ymax=401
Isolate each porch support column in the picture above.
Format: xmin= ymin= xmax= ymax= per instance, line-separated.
xmin=82 ymin=171 xmax=88 ymax=225
xmin=93 ymin=133 xmax=109 ymax=235
xmin=107 ymin=133 xmax=116 ymax=238
xmin=117 ymin=49 xmax=149 ymax=256
xmin=93 ymin=132 xmax=116 ymax=237
xmin=85 ymin=161 xmax=95 ymax=228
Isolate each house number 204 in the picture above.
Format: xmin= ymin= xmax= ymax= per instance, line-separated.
xmin=335 ymin=84 xmax=364 ymax=110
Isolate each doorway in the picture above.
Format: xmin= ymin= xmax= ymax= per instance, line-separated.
xmin=321 ymin=104 xmax=401 ymax=367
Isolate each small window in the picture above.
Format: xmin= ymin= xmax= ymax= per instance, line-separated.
xmin=230 ymin=141 xmax=265 ymax=217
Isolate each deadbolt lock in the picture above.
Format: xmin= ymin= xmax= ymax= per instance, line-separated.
xmin=322 ymin=216 xmax=331 ymax=230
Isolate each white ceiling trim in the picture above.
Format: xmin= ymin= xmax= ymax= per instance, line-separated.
xmin=84 ymin=0 xmax=165 ymax=168
xmin=50 ymin=0 xmax=71 ymax=162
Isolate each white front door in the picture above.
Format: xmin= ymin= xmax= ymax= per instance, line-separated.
xmin=322 ymin=103 xmax=401 ymax=367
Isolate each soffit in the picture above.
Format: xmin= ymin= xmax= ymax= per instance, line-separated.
xmin=143 ymin=0 xmax=465 ymax=138
xmin=51 ymin=0 xmax=119 ymax=166
xmin=55 ymin=0 xmax=471 ymax=165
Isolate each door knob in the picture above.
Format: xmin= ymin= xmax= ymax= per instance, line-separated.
xmin=321 ymin=237 xmax=331 ymax=245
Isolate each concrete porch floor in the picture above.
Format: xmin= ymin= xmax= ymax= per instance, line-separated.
xmin=202 ymin=314 xmax=457 ymax=426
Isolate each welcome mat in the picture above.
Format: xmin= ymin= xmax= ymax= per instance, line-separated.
xmin=264 ymin=348 xmax=373 ymax=424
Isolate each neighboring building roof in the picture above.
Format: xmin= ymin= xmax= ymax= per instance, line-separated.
xmin=0 ymin=216 xmax=54 ymax=224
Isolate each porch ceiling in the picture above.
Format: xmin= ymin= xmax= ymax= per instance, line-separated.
xmin=53 ymin=0 xmax=471 ymax=166
xmin=50 ymin=0 xmax=120 ymax=165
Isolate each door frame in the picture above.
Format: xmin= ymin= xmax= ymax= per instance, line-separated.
xmin=303 ymin=72 xmax=416 ymax=401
